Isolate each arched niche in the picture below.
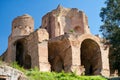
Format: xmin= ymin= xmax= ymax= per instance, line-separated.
xmin=80 ymin=39 xmax=102 ymax=75
xmin=15 ymin=39 xmax=31 ymax=69
xmin=16 ymin=40 xmax=24 ymax=67
xmin=55 ymin=22 xmax=61 ymax=36
xmin=74 ymin=26 xmax=81 ymax=33
xmin=48 ymin=37 xmax=72 ymax=73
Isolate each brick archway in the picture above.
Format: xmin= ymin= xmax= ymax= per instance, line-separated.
xmin=15 ymin=39 xmax=31 ymax=69
xmin=80 ymin=39 xmax=102 ymax=75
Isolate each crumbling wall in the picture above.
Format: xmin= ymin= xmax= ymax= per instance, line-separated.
xmin=48 ymin=34 xmax=85 ymax=75
xmin=37 ymin=29 xmax=51 ymax=71
xmin=0 ymin=65 xmax=27 ymax=80
xmin=48 ymin=33 xmax=110 ymax=76
xmin=2 ymin=28 xmax=50 ymax=72
xmin=12 ymin=14 xmax=34 ymax=37
xmin=78 ymin=34 xmax=110 ymax=77
xmin=48 ymin=34 xmax=72 ymax=72
xmin=0 ymin=6 xmax=110 ymax=77
xmin=26 ymin=29 xmax=50 ymax=71
xmin=41 ymin=5 xmax=90 ymax=39
xmin=1 ymin=14 xmax=34 ymax=64
xmin=4 ymin=35 xmax=25 ymax=63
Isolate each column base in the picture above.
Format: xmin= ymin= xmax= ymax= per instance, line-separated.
xmin=64 ymin=65 xmax=85 ymax=75
xmin=39 ymin=62 xmax=51 ymax=72
xmin=101 ymin=69 xmax=110 ymax=77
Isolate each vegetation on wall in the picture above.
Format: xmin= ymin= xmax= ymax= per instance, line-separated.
xmin=69 ymin=29 xmax=74 ymax=33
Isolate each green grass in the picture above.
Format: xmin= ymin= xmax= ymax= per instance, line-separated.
xmin=0 ymin=61 xmax=107 ymax=80
xmin=10 ymin=62 xmax=26 ymax=73
xmin=26 ymin=70 xmax=107 ymax=80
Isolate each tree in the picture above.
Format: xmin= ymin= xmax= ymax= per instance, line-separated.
xmin=100 ymin=0 xmax=120 ymax=75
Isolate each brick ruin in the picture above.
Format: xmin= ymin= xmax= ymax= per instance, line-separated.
xmin=0 ymin=64 xmax=27 ymax=80
xmin=1 ymin=5 xmax=110 ymax=77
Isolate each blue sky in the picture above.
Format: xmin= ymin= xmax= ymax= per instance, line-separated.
xmin=0 ymin=0 xmax=105 ymax=55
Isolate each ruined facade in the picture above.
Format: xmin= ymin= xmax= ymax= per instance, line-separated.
xmin=1 ymin=6 xmax=110 ymax=77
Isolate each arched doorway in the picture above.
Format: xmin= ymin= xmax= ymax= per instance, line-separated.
xmin=80 ymin=39 xmax=102 ymax=75
xmin=16 ymin=40 xmax=31 ymax=69
xmin=16 ymin=41 xmax=24 ymax=67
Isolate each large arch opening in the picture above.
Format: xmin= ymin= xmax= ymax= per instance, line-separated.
xmin=80 ymin=39 xmax=102 ymax=75
xmin=48 ymin=38 xmax=72 ymax=73
xmin=16 ymin=39 xmax=31 ymax=69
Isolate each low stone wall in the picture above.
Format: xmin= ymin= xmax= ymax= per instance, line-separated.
xmin=0 ymin=65 xmax=27 ymax=80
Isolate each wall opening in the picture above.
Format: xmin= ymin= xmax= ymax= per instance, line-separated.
xmin=16 ymin=41 xmax=24 ymax=67
xmin=74 ymin=26 xmax=81 ymax=33
xmin=0 ymin=76 xmax=7 ymax=80
xmin=24 ymin=54 xmax=31 ymax=69
xmin=55 ymin=22 xmax=61 ymax=36
xmin=49 ymin=55 xmax=64 ymax=72
xmin=0 ymin=78 xmax=6 ymax=80
xmin=80 ymin=39 xmax=102 ymax=75
xmin=16 ymin=40 xmax=31 ymax=69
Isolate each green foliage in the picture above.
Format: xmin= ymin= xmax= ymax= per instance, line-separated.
xmin=0 ymin=60 xmax=2 ymax=65
xmin=69 ymin=29 xmax=74 ymax=33
xmin=0 ymin=61 xmax=107 ymax=80
xmin=100 ymin=0 xmax=120 ymax=37
xmin=10 ymin=62 xmax=26 ymax=73
xmin=100 ymin=0 xmax=120 ymax=73
xmin=26 ymin=71 xmax=107 ymax=80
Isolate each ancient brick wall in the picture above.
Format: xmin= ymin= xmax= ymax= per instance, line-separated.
xmin=41 ymin=5 xmax=90 ymax=39
xmin=12 ymin=14 xmax=34 ymax=37
xmin=0 ymin=65 xmax=27 ymax=80
xmin=0 ymin=6 xmax=110 ymax=77
xmin=48 ymin=33 xmax=110 ymax=76
xmin=26 ymin=29 xmax=50 ymax=71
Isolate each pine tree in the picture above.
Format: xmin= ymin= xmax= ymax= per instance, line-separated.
xmin=100 ymin=0 xmax=120 ymax=75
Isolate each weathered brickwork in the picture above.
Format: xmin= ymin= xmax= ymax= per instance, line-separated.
xmin=1 ymin=6 xmax=110 ymax=77
xmin=0 ymin=65 xmax=28 ymax=80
